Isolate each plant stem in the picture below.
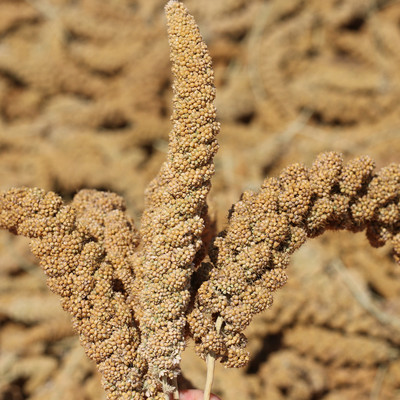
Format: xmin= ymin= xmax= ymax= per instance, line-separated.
xmin=203 ymin=316 xmax=223 ymax=400
xmin=173 ymin=377 xmax=180 ymax=400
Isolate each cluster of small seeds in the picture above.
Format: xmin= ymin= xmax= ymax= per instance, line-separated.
xmin=135 ymin=0 xmax=219 ymax=395
xmin=188 ymin=152 xmax=400 ymax=367
xmin=0 ymin=188 xmax=145 ymax=400
xmin=1 ymin=2 xmax=400 ymax=398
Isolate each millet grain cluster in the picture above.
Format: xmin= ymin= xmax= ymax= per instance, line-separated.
xmin=135 ymin=0 xmax=219 ymax=394
xmin=188 ymin=152 xmax=400 ymax=367
xmin=0 ymin=1 xmax=400 ymax=399
xmin=0 ymin=188 xmax=146 ymax=399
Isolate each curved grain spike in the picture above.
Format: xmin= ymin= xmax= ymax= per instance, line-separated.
xmin=188 ymin=153 xmax=400 ymax=369
xmin=0 ymin=187 xmax=145 ymax=400
xmin=137 ymin=0 xmax=219 ymax=396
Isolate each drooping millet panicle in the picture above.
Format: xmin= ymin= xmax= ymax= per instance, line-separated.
xmin=188 ymin=152 xmax=400 ymax=367
xmin=70 ymin=190 xmax=146 ymax=400
xmin=135 ymin=0 xmax=219 ymax=394
xmin=0 ymin=188 xmax=146 ymax=400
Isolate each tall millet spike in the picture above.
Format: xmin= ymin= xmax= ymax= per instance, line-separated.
xmin=137 ymin=0 xmax=219 ymax=396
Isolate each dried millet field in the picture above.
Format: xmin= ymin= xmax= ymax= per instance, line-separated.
xmin=1 ymin=0 xmax=400 ymax=399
